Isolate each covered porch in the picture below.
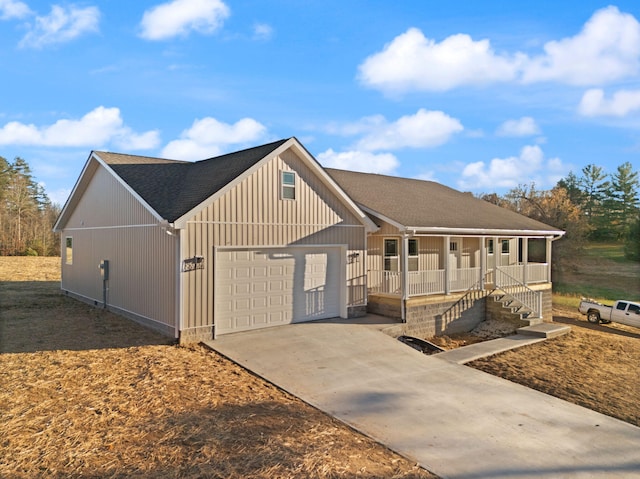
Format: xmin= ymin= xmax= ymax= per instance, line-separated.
xmin=367 ymin=234 xmax=555 ymax=298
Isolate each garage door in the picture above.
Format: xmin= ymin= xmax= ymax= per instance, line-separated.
xmin=216 ymin=247 xmax=343 ymax=335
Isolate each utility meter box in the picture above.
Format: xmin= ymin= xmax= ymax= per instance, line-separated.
xmin=99 ymin=260 xmax=109 ymax=280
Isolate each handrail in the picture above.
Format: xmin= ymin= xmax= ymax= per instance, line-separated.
xmin=438 ymin=273 xmax=491 ymax=327
xmin=494 ymin=267 xmax=542 ymax=318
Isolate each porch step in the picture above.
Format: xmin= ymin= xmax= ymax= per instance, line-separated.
xmin=517 ymin=322 xmax=571 ymax=339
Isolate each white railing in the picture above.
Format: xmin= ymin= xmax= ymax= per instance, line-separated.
xmin=450 ymin=267 xmax=482 ymax=293
xmin=527 ymin=263 xmax=548 ymax=284
xmin=368 ymin=264 xmax=548 ymax=297
xmin=495 ymin=268 xmax=542 ymax=318
xmin=494 ymin=263 xmax=549 ymax=285
xmin=368 ymin=270 xmax=401 ymax=295
xmin=408 ymin=270 xmax=445 ymax=296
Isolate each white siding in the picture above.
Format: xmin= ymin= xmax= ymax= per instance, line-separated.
xmin=60 ymin=165 xmax=178 ymax=335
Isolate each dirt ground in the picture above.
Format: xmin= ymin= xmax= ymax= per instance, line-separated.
xmin=0 ymin=257 xmax=435 ymax=479
xmin=471 ymin=305 xmax=640 ymax=427
xmin=2 ymin=257 xmax=639 ymax=478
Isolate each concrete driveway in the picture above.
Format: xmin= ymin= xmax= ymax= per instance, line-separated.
xmin=205 ymin=317 xmax=640 ymax=479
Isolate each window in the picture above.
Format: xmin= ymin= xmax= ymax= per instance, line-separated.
xmin=616 ymin=302 xmax=628 ymax=311
xmin=65 ymin=237 xmax=73 ymax=265
xmin=384 ymin=239 xmax=398 ymax=271
xmin=487 ymin=239 xmax=494 ymax=254
xmin=449 ymin=241 xmax=458 ymax=252
xmin=501 ymin=239 xmax=510 ymax=254
xmin=408 ymin=239 xmax=419 ymax=271
xmin=628 ymin=304 xmax=640 ymax=314
xmin=281 ymin=171 xmax=296 ymax=199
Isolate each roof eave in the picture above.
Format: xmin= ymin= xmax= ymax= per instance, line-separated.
xmin=406 ymin=226 xmax=566 ymax=237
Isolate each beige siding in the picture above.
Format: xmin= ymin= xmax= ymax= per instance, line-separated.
xmin=180 ymin=149 xmax=367 ymax=334
xmin=61 ymin=164 xmax=178 ymax=335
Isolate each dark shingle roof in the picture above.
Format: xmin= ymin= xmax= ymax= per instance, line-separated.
xmin=326 ymin=168 xmax=562 ymax=233
xmin=96 ymin=139 xmax=288 ymax=222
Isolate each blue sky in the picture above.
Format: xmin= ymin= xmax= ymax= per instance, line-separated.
xmin=1 ymin=0 xmax=640 ymax=206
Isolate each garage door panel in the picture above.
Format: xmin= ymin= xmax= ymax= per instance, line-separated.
xmin=216 ymin=247 xmax=342 ymax=335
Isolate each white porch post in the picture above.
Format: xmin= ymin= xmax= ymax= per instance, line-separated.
xmin=480 ymin=236 xmax=486 ymax=290
xmin=401 ymin=235 xmax=409 ymax=321
xmin=522 ymin=237 xmax=529 ymax=285
xmin=546 ymin=237 xmax=553 ymax=283
xmin=444 ymin=236 xmax=450 ymax=295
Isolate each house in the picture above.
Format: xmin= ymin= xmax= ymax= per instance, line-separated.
xmin=53 ymin=137 xmax=564 ymax=342
xmin=326 ymin=169 xmax=565 ymax=336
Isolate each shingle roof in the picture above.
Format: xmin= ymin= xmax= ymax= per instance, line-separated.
xmin=326 ymin=168 xmax=562 ymax=234
xmin=96 ymin=139 xmax=288 ymax=222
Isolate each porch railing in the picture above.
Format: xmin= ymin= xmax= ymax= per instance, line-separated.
xmin=496 ymin=263 xmax=548 ymax=284
xmin=494 ymin=268 xmax=542 ymax=318
xmin=368 ymin=263 xmax=549 ymax=297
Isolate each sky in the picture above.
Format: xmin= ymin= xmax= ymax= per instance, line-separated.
xmin=1 ymin=0 xmax=640 ymax=206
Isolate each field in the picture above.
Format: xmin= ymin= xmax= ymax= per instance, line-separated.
xmin=0 ymin=257 xmax=434 ymax=479
xmin=1 ymin=250 xmax=639 ymax=478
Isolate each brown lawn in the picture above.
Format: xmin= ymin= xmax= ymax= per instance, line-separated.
xmin=0 ymin=257 xmax=434 ymax=479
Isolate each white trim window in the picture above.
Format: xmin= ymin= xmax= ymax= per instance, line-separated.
xmin=384 ymin=239 xmax=398 ymax=272
xmin=501 ymin=239 xmax=510 ymax=255
xmin=65 ymin=236 xmax=73 ymax=265
xmin=281 ymin=171 xmax=296 ymax=200
xmin=408 ymin=238 xmax=419 ymax=271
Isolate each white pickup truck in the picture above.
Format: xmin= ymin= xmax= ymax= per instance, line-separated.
xmin=578 ymin=299 xmax=640 ymax=329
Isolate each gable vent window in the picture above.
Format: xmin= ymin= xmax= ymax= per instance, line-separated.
xmin=281 ymin=171 xmax=296 ymax=200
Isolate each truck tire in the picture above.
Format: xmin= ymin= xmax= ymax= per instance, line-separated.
xmin=587 ymin=310 xmax=601 ymax=324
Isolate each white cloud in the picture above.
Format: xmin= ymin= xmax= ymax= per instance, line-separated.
xmin=253 ymin=22 xmax=273 ymax=40
xmin=578 ymin=88 xmax=640 ymax=117
xmin=357 ymin=109 xmax=463 ymax=150
xmin=139 ymin=0 xmax=230 ymax=40
xmin=358 ymin=28 xmax=521 ymax=93
xmin=359 ymin=7 xmax=640 ymax=93
xmin=496 ymin=117 xmax=541 ymax=137
xmin=317 ymin=149 xmax=399 ymax=174
xmin=161 ymin=116 xmax=267 ymax=160
xmin=522 ymin=6 xmax=640 ymax=85
xmin=19 ymin=4 xmax=100 ymax=48
xmin=0 ymin=0 xmax=31 ymax=19
xmin=0 ymin=106 xmax=160 ymax=149
xmin=328 ymin=109 xmax=462 ymax=151
xmin=458 ymin=145 xmax=566 ymax=191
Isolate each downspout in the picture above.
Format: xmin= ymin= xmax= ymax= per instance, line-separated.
xmin=401 ymin=233 xmax=410 ymax=322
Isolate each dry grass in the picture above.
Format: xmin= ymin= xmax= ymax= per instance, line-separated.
xmin=0 ymin=257 xmax=434 ymax=479
xmin=471 ymin=306 xmax=640 ymax=427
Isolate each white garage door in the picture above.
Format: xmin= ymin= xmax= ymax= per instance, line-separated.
xmin=216 ymin=247 xmax=343 ymax=335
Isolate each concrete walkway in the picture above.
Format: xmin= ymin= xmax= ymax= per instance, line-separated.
xmin=205 ymin=317 xmax=640 ymax=479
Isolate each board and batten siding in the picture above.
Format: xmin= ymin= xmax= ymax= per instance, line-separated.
xmin=179 ymin=148 xmax=367 ymax=337
xmin=61 ymin=164 xmax=178 ymax=336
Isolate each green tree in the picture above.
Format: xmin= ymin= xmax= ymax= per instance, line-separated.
xmin=607 ymin=161 xmax=639 ymax=239
xmin=578 ymin=164 xmax=610 ymax=239
xmin=556 ymin=171 xmax=584 ymax=207
xmin=0 ymin=156 xmax=60 ymax=256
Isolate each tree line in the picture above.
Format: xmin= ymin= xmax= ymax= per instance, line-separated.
xmin=481 ymin=161 xmax=640 ymax=261
xmin=0 ymin=156 xmax=60 ymax=256
xmin=1 ymin=155 xmax=638 ymax=260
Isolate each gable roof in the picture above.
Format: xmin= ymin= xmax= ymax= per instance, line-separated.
xmin=326 ymin=168 xmax=564 ymax=236
xmin=97 ymin=139 xmax=289 ymax=223
xmin=54 ymin=138 xmax=378 ymax=233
